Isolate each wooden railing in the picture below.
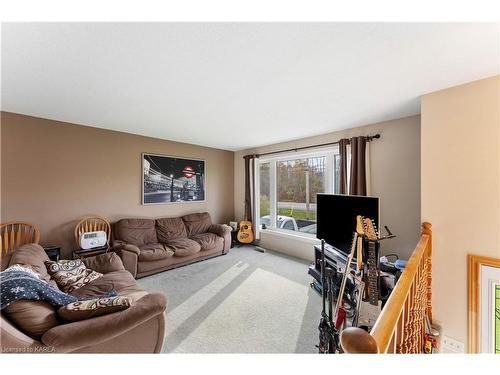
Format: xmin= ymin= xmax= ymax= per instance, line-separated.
xmin=341 ymin=222 xmax=433 ymax=353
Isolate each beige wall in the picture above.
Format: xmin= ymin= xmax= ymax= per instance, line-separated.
xmin=1 ymin=112 xmax=234 ymax=258
xmin=234 ymin=115 xmax=421 ymax=261
xmin=421 ymin=76 xmax=500 ymax=350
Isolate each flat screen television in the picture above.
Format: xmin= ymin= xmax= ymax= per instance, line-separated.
xmin=316 ymin=194 xmax=379 ymax=255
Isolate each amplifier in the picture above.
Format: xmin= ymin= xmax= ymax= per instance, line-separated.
xmin=309 ymin=243 xmax=359 ymax=286
xmin=310 ymin=243 xmax=359 ymax=277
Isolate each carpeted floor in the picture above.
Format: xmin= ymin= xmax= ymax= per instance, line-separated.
xmin=137 ymin=246 xmax=322 ymax=353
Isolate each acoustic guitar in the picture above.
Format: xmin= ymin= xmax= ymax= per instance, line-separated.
xmin=237 ymin=220 xmax=254 ymax=243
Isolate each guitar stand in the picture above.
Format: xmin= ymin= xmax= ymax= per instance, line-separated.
xmin=316 ymin=221 xmax=397 ymax=353
xmin=317 ymin=265 xmax=340 ymax=353
xmin=317 ymin=239 xmax=342 ymax=354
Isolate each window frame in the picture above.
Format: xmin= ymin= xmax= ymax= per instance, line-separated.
xmin=255 ymin=145 xmax=339 ymax=239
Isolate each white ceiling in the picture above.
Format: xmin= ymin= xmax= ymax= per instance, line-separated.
xmin=2 ymin=23 xmax=499 ymax=151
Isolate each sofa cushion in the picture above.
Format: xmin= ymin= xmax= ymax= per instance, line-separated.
xmin=182 ymin=212 xmax=213 ymax=236
xmin=69 ymin=270 xmax=137 ymax=299
xmin=190 ymin=232 xmax=224 ymax=251
xmin=114 ymin=218 xmax=158 ymax=247
xmin=4 ymin=300 xmax=59 ymax=339
xmin=83 ymin=252 xmax=125 ymax=274
xmin=138 ymin=243 xmax=174 ymax=262
xmin=137 ymin=246 xmax=222 ymax=276
xmin=45 ymin=259 xmax=103 ymax=293
xmin=155 ymin=217 xmax=188 ymax=242
xmin=9 ymin=243 xmax=59 ymax=289
xmin=58 ymin=296 xmax=132 ymax=322
xmin=165 ymin=238 xmax=201 ymax=257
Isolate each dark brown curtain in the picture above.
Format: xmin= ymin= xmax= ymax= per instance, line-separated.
xmin=349 ymin=136 xmax=367 ymax=195
xmin=338 ymin=138 xmax=349 ymax=194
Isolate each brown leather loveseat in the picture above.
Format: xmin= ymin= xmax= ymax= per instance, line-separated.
xmin=113 ymin=212 xmax=231 ymax=279
xmin=1 ymin=243 xmax=166 ymax=353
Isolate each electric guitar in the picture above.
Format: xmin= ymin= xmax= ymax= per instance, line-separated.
xmin=237 ymin=220 xmax=254 ymax=243
xmin=318 ymin=224 xmax=360 ymax=354
xmin=363 ymin=218 xmax=380 ymax=306
xmin=356 ymin=215 xmax=364 ymax=273
xmin=357 ymin=219 xmax=397 ymax=328
xmin=333 ymin=216 xmax=362 ymax=330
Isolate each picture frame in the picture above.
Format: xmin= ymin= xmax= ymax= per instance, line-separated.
xmin=468 ymin=254 xmax=500 ymax=353
xmin=142 ymin=153 xmax=206 ymax=205
xmin=229 ymin=221 xmax=238 ymax=231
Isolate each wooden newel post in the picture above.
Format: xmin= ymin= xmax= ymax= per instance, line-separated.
xmin=340 ymin=327 xmax=378 ymax=353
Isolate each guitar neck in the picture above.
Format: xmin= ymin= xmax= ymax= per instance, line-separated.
xmin=334 ymin=231 xmax=358 ymax=322
xmin=366 ymin=240 xmax=379 ymax=306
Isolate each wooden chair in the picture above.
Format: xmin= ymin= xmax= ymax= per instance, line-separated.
xmin=74 ymin=215 xmax=111 ymax=248
xmin=0 ymin=221 xmax=40 ymax=255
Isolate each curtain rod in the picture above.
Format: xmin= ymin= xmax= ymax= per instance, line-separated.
xmin=243 ymin=134 xmax=380 ymax=159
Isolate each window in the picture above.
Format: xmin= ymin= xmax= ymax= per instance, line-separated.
xmin=259 ymin=162 xmax=271 ymax=227
xmin=257 ymin=147 xmax=339 ymax=237
xmin=334 ymin=154 xmax=341 ymax=194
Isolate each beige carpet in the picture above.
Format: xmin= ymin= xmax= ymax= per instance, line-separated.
xmin=138 ymin=246 xmax=322 ymax=353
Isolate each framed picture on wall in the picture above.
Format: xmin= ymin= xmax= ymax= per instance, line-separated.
xmin=142 ymin=153 xmax=206 ymax=205
xmin=468 ymin=254 xmax=500 ymax=353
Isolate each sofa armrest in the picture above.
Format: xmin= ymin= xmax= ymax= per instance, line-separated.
xmin=209 ymin=224 xmax=232 ymax=253
xmin=1 ymin=314 xmax=46 ymax=352
xmin=113 ymin=241 xmax=139 ymax=277
xmin=41 ymin=293 xmax=167 ymax=353
xmin=113 ymin=240 xmax=140 ymax=255
xmin=208 ymin=224 xmax=231 ymax=237
xmin=82 ymin=252 xmax=125 ymax=274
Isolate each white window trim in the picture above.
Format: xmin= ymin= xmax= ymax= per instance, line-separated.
xmin=257 ymin=145 xmax=340 ymax=242
xmin=253 ymin=157 xmax=261 ymax=239
xmin=269 ymin=162 xmax=277 ymax=230
xmin=259 ymin=145 xmax=338 ymax=163
xmin=260 ymin=227 xmax=321 ymax=244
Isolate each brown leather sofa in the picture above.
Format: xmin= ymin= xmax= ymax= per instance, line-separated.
xmin=1 ymin=244 xmax=166 ymax=353
xmin=113 ymin=212 xmax=231 ymax=279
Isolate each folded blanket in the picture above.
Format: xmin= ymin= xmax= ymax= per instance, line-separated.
xmin=1 ymin=265 xmax=116 ymax=310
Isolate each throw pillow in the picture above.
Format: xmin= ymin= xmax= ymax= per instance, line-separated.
xmin=58 ymin=296 xmax=132 ymax=321
xmin=82 ymin=252 xmax=125 ymax=274
xmin=45 ymin=259 xmax=102 ymax=293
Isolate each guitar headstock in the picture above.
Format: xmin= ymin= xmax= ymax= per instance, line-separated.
xmin=363 ymin=218 xmax=379 ymax=241
xmin=356 ymin=215 xmax=365 ymax=236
